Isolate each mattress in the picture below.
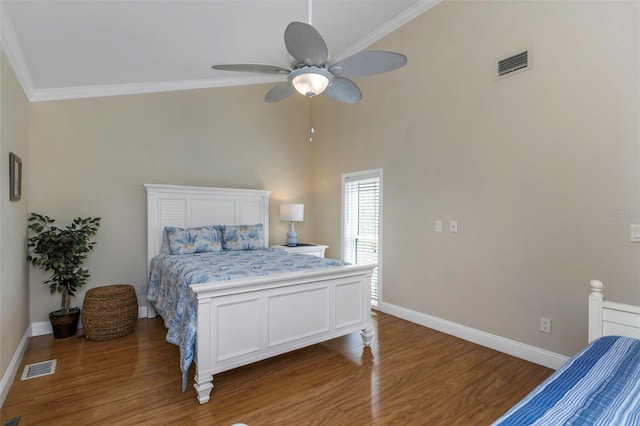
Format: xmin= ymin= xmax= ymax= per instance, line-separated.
xmin=492 ymin=335 xmax=640 ymax=425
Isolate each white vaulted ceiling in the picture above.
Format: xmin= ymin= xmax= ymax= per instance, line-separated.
xmin=1 ymin=0 xmax=440 ymax=102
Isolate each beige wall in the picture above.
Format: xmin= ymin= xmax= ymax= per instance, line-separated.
xmin=28 ymin=85 xmax=315 ymax=322
xmin=0 ymin=51 xmax=30 ymax=384
xmin=312 ymin=0 xmax=640 ymax=356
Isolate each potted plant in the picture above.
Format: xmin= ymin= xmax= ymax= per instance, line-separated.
xmin=27 ymin=213 xmax=101 ymax=338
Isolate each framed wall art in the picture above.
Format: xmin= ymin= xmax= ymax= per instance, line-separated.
xmin=9 ymin=152 xmax=22 ymax=201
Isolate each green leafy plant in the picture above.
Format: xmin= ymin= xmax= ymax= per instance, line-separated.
xmin=27 ymin=213 xmax=101 ymax=314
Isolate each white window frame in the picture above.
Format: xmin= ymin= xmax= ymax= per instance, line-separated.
xmin=341 ymin=168 xmax=383 ymax=307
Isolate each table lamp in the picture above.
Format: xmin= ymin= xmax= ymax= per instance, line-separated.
xmin=280 ymin=203 xmax=304 ymax=247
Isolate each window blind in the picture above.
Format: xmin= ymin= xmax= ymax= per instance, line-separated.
xmin=343 ymin=171 xmax=381 ymax=303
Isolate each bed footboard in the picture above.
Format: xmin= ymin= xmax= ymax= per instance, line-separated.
xmin=191 ymin=264 xmax=375 ymax=404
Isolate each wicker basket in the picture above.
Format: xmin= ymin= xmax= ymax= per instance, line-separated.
xmin=81 ymin=284 xmax=138 ymax=341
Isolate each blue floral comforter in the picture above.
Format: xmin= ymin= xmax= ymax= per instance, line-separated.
xmin=147 ymin=248 xmax=349 ymax=390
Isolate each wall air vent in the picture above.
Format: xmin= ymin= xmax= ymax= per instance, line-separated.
xmin=497 ymin=50 xmax=530 ymax=79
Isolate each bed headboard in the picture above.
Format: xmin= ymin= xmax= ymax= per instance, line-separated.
xmin=144 ymin=184 xmax=272 ymax=266
xmin=588 ymin=279 xmax=640 ymax=342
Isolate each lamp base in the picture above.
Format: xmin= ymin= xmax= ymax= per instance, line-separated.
xmin=286 ymin=222 xmax=298 ymax=247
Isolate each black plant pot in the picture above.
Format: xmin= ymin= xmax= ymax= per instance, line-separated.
xmin=49 ymin=308 xmax=81 ymax=338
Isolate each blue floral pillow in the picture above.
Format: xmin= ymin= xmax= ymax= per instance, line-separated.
xmin=222 ymin=224 xmax=265 ymax=251
xmin=165 ymin=225 xmax=223 ymax=255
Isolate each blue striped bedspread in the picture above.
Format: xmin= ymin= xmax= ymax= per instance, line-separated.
xmin=493 ymin=335 xmax=640 ymax=425
xmin=147 ymin=248 xmax=349 ymax=391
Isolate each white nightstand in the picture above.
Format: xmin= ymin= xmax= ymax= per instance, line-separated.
xmin=271 ymin=243 xmax=328 ymax=258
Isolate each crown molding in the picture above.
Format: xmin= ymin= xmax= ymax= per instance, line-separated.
xmin=332 ymin=0 xmax=442 ymax=62
xmin=29 ymin=74 xmax=285 ymax=102
xmin=0 ymin=1 xmax=36 ymax=100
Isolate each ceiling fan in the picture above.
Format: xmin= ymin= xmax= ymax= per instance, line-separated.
xmin=212 ymin=21 xmax=407 ymax=104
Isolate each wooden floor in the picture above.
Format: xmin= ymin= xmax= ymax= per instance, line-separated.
xmin=1 ymin=312 xmax=552 ymax=425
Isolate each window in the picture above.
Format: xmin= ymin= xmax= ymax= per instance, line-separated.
xmin=342 ymin=169 xmax=382 ymax=305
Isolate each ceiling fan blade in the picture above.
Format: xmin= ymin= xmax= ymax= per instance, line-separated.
xmin=264 ymin=83 xmax=296 ymax=103
xmin=323 ymin=77 xmax=362 ymax=103
xmin=329 ymin=51 xmax=407 ymax=78
xmin=212 ymin=64 xmax=291 ymax=75
xmin=284 ymin=22 xmax=328 ymax=66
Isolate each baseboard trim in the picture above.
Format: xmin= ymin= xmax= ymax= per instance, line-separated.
xmin=0 ymin=325 xmax=31 ymax=407
xmin=378 ymin=301 xmax=568 ymax=370
xmin=31 ymin=306 xmax=149 ymax=337
xmin=30 ymin=321 xmax=52 ymax=337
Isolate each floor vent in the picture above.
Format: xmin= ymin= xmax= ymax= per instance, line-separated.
xmin=497 ymin=50 xmax=530 ymax=78
xmin=21 ymin=359 xmax=57 ymax=380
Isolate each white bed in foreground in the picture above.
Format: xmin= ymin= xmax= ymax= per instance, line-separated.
xmin=145 ymin=184 xmax=376 ymax=404
xmin=492 ymin=280 xmax=640 ymax=425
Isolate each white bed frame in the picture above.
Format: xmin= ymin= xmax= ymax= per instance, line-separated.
xmin=144 ymin=184 xmax=376 ymax=404
xmin=588 ymin=279 xmax=640 ymax=342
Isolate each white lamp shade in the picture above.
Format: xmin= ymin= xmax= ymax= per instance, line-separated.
xmin=280 ymin=203 xmax=304 ymax=222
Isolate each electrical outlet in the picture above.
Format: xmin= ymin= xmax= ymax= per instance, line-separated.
xmin=540 ymin=317 xmax=552 ymax=334
xmin=435 ymin=220 xmax=443 ymax=232
xmin=449 ymin=220 xmax=458 ymax=233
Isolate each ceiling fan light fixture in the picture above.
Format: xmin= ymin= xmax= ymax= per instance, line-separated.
xmin=212 ymin=22 xmax=405 ymax=104
xmin=289 ymin=67 xmax=333 ymax=97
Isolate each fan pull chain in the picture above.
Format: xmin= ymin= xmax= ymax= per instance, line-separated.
xmin=309 ymin=99 xmax=314 ymax=143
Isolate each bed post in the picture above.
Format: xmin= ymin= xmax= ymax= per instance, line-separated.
xmin=588 ymin=280 xmax=604 ymax=343
xmin=194 ymin=296 xmax=214 ymax=404
xmin=146 ymin=189 xmax=159 ymax=319
xmin=360 ymin=270 xmax=374 ymax=346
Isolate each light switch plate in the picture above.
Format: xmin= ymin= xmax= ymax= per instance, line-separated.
xmin=631 ymin=224 xmax=640 ymax=243
xmin=450 ymin=220 xmax=458 ymax=233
